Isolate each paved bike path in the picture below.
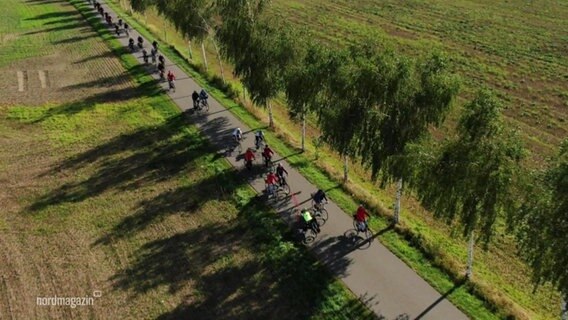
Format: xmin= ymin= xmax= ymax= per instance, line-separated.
xmin=90 ymin=2 xmax=469 ymax=319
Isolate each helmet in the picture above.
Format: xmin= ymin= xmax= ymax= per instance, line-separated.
xmin=265 ymin=145 xmax=269 ymax=148
xmin=277 ymin=163 xmax=282 ymax=167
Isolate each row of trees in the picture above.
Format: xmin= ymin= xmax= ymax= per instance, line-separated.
xmin=128 ymin=0 xmax=567 ymax=311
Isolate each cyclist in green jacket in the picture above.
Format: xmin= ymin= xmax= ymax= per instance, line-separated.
xmin=301 ymin=208 xmax=320 ymax=234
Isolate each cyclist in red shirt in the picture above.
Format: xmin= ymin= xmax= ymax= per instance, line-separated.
xmin=262 ymin=145 xmax=274 ymax=166
xmin=265 ymin=171 xmax=279 ymax=197
xmin=354 ymin=204 xmax=370 ymax=232
xmin=167 ymin=71 xmax=176 ymax=92
xmin=244 ymin=148 xmax=255 ymax=170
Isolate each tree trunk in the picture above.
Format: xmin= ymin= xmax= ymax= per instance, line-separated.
xmin=163 ymin=21 xmax=167 ymax=42
xmin=187 ymin=40 xmax=193 ymax=60
xmin=343 ymin=155 xmax=349 ymax=183
xmin=267 ymin=101 xmax=274 ymax=128
xmin=301 ymin=114 xmax=306 ymax=152
xmin=144 ymin=12 xmax=147 ymax=25
xmin=466 ymin=231 xmax=475 ymax=278
xmin=562 ymin=296 xmax=567 ymax=320
xmin=393 ymin=178 xmax=403 ymax=224
xmin=201 ymin=42 xmax=208 ymax=71
xmin=211 ymin=38 xmax=225 ymax=83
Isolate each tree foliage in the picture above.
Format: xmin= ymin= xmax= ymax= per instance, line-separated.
xmin=414 ymin=89 xmax=524 ymax=243
xmin=130 ymin=0 xmax=212 ymax=41
xmin=516 ymin=139 xmax=568 ymax=298
xmin=216 ymin=0 xmax=298 ymax=127
xmin=357 ymin=50 xmax=460 ymax=182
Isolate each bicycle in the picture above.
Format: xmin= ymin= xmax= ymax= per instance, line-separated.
xmin=199 ymin=98 xmax=209 ymax=112
xmin=263 ymin=154 xmax=273 ymax=168
xmin=255 ymin=137 xmax=265 ymax=150
xmin=312 ymin=203 xmax=329 ymax=226
xmin=276 ymin=176 xmax=291 ymax=196
xmin=233 ymin=136 xmax=242 ymax=154
xmin=352 ymin=217 xmax=373 ymax=241
xmin=294 ymin=210 xmax=319 ymax=245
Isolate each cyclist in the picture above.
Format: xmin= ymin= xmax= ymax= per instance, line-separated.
xmin=150 ymin=47 xmax=157 ymax=64
xmin=199 ymin=89 xmax=209 ymax=109
xmin=244 ymin=148 xmax=255 ymax=170
xmin=301 ymin=208 xmax=320 ymax=234
xmin=262 ymin=144 xmax=274 ymax=166
xmin=142 ymin=49 xmax=149 ymax=64
xmin=158 ymin=55 xmax=165 ymax=66
xmin=114 ymin=24 xmax=120 ymax=36
xmin=123 ymin=23 xmax=129 ymax=37
xmin=275 ymin=163 xmax=288 ymax=186
xmin=191 ymin=91 xmax=200 ymax=110
xmin=157 ymin=62 xmax=165 ymax=80
xmin=118 ymin=18 xmax=123 ymax=27
xmin=312 ymin=189 xmax=328 ymax=210
xmin=167 ymin=71 xmax=176 ymax=92
xmin=255 ymin=130 xmax=265 ymax=149
xmin=232 ymin=127 xmax=243 ymax=144
xmin=152 ymin=40 xmax=158 ymax=51
xmin=137 ymin=36 xmax=144 ymax=49
xmin=354 ymin=204 xmax=370 ymax=232
xmin=128 ymin=38 xmax=135 ymax=51
xmin=265 ymin=171 xmax=279 ymax=197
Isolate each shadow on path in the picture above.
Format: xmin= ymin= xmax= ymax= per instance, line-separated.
xmin=414 ymin=279 xmax=466 ymax=320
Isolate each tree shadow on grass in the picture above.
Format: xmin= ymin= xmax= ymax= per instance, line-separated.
xmin=23 ymin=10 xmax=80 ymax=21
xmin=62 ymin=72 xmax=133 ymax=90
xmin=51 ymin=33 xmax=98 ymax=45
xmin=23 ymin=22 xmax=91 ymax=36
xmin=42 ymin=17 xmax=83 ymax=26
xmin=111 ymin=195 xmax=381 ymax=319
xmin=72 ymin=50 xmax=116 ymax=64
xmin=94 ymin=168 xmax=244 ymax=245
xmin=25 ymin=0 xmax=69 ymax=5
xmin=29 ymin=114 xmax=208 ymax=212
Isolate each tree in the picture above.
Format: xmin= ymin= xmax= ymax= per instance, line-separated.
xmin=284 ymin=43 xmax=342 ymax=151
xmin=516 ymin=139 xmax=568 ymax=314
xmin=414 ymin=89 xmax=524 ymax=277
xmin=216 ymin=0 xmax=293 ymax=127
xmin=129 ymin=0 xmax=224 ymax=79
xmin=355 ymin=48 xmax=460 ymax=223
xmin=313 ymin=47 xmax=367 ymax=183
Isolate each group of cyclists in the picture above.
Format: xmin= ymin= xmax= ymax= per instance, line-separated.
xmin=90 ymin=0 xmax=371 ymax=244
xmin=298 ymin=189 xmax=371 ymax=237
xmin=93 ymin=0 xmax=176 ymax=90
xmin=233 ymin=127 xmax=372 ymax=238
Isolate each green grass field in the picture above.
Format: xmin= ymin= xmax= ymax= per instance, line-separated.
xmin=0 ymin=0 xmax=376 ymax=318
xmin=270 ymin=0 xmax=568 ymax=163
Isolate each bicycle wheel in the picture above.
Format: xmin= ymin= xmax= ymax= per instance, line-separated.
xmin=363 ymin=228 xmax=373 ymax=241
xmin=280 ymin=182 xmax=290 ymax=195
xmin=317 ymin=208 xmax=328 ymax=222
xmin=302 ymin=229 xmax=316 ymax=245
xmin=314 ymin=213 xmax=326 ymax=227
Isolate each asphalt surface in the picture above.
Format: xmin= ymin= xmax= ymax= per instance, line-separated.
xmin=88 ymin=1 xmax=470 ymax=319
